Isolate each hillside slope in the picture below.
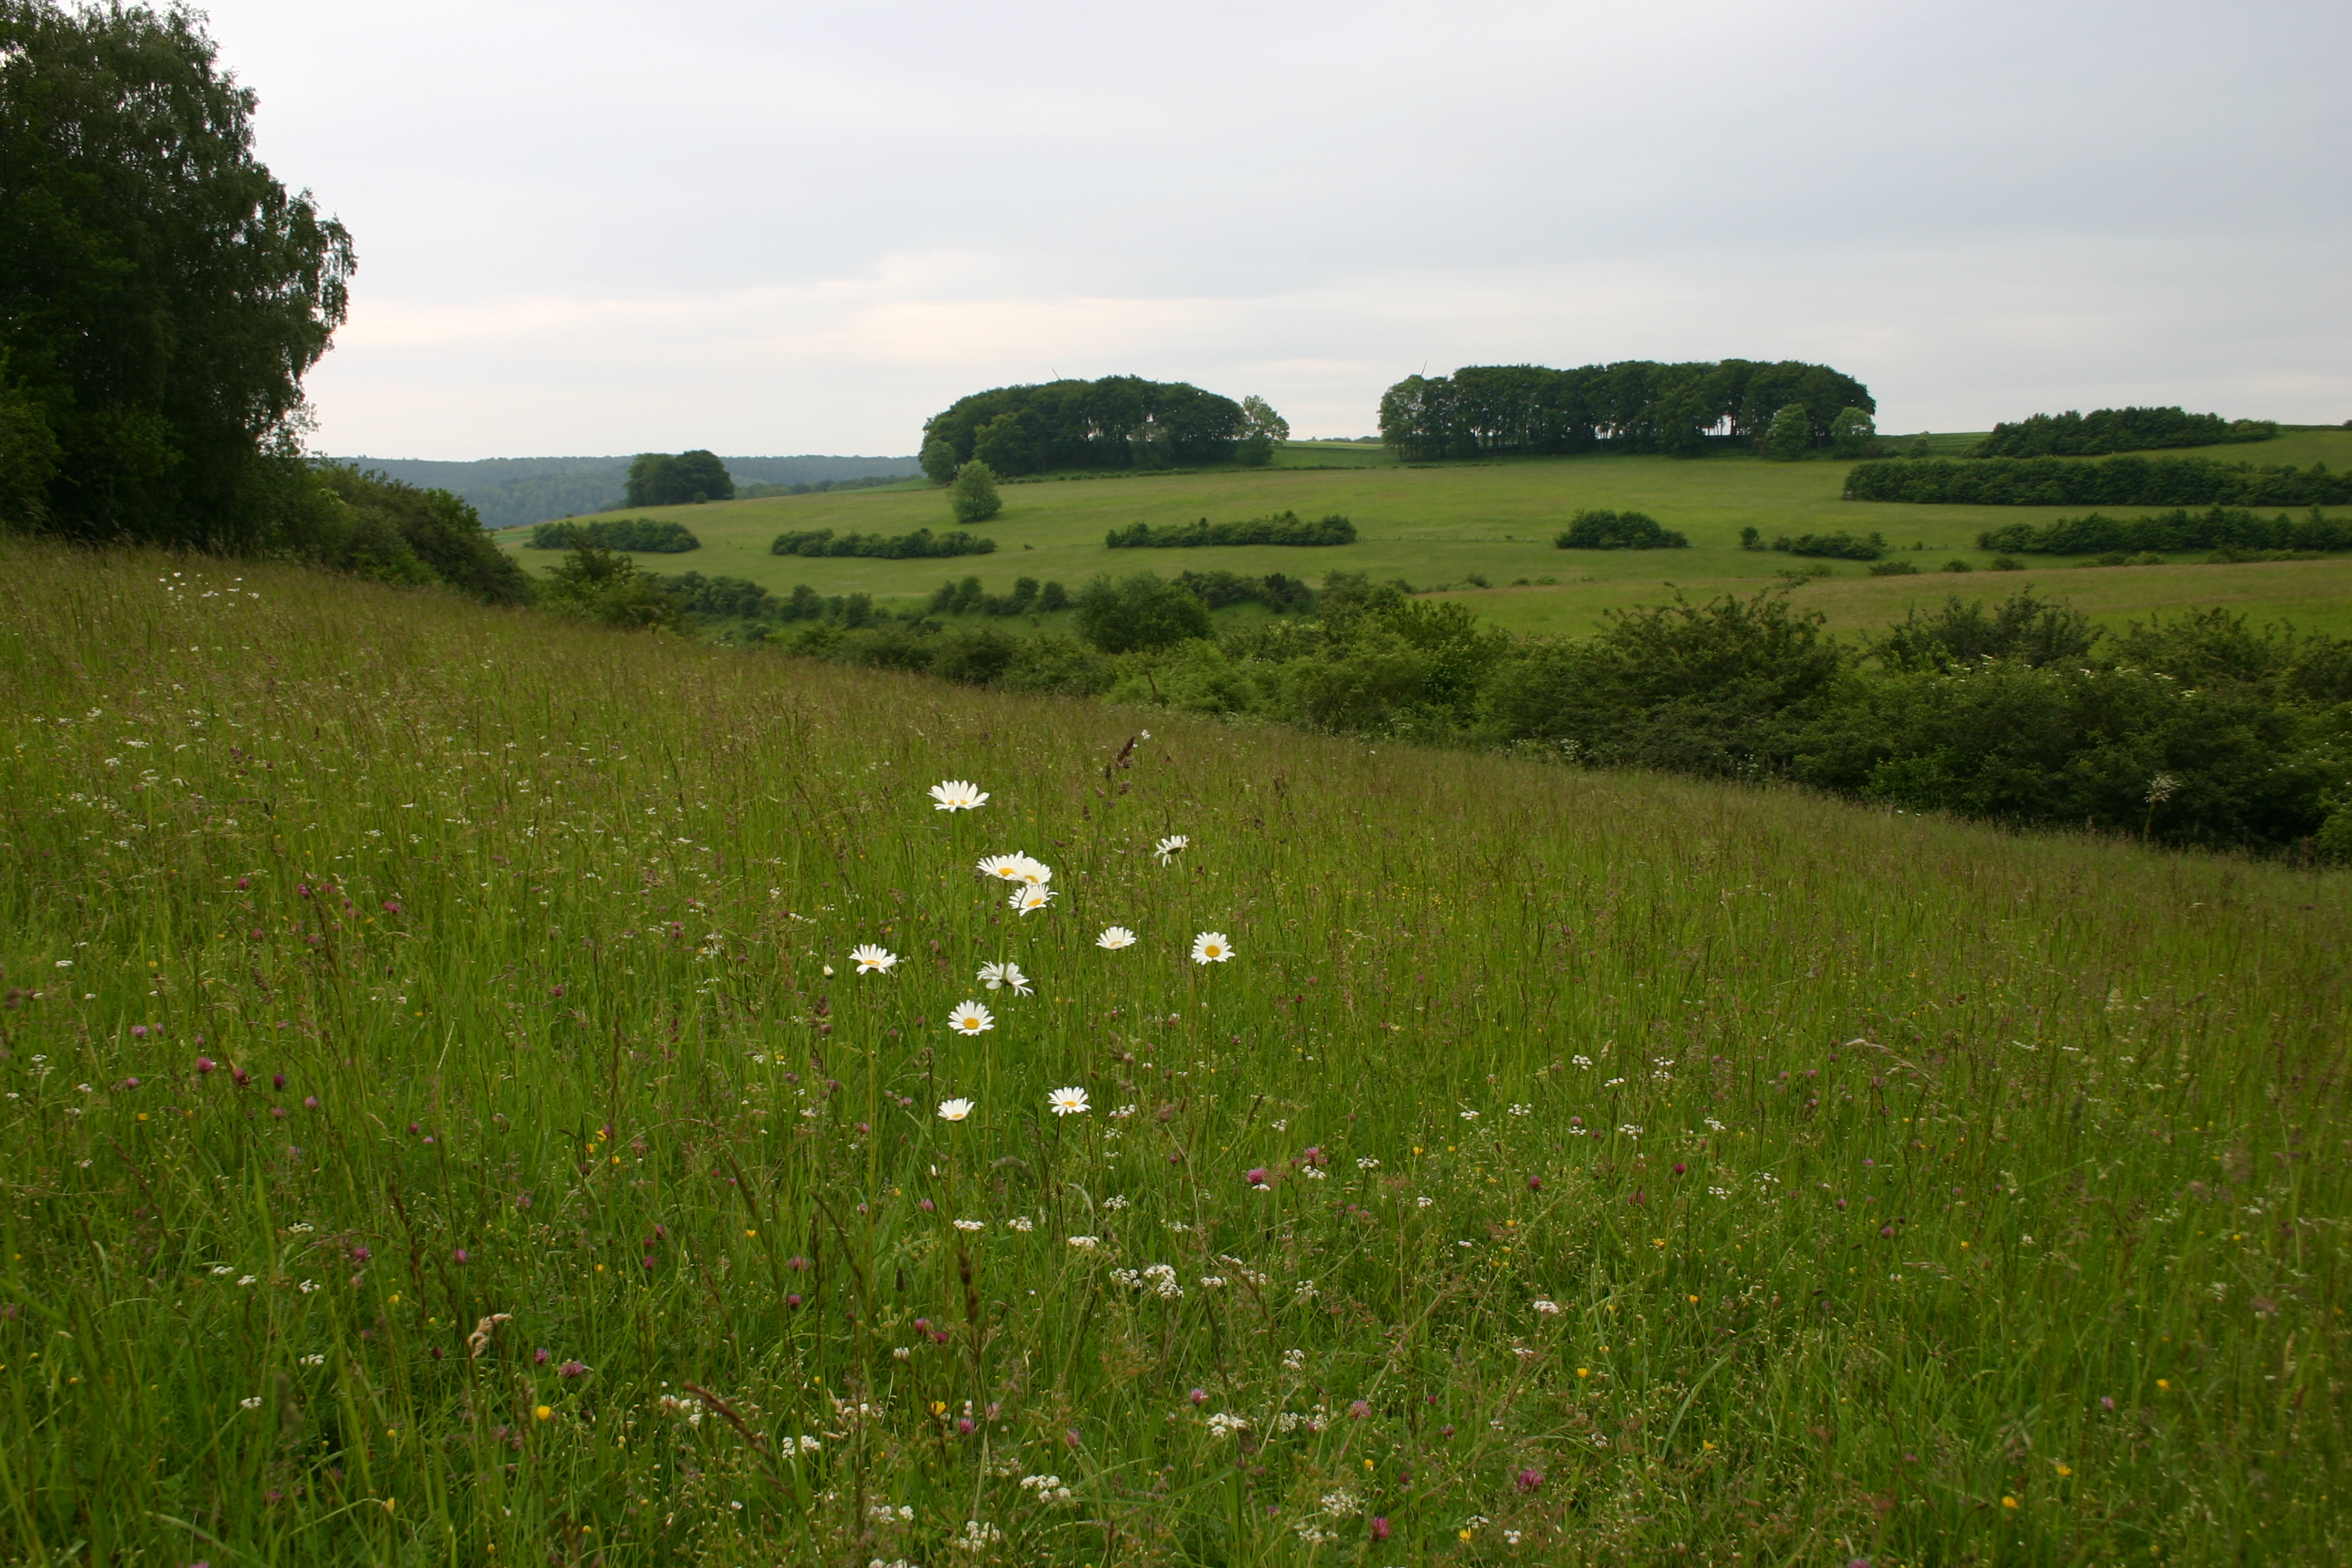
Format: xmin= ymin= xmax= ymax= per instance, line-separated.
xmin=0 ymin=543 xmax=2344 ymax=1563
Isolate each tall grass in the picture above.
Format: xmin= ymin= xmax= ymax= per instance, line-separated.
xmin=0 ymin=540 xmax=2344 ymax=1565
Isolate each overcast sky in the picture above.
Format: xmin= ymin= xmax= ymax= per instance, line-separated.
xmin=199 ymin=0 xmax=2349 ymax=458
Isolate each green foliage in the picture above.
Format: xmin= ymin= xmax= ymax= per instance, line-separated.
xmin=624 ymin=449 xmax=735 ymax=507
xmin=1379 ymin=359 xmax=1872 ymax=459
xmin=528 ymin=517 xmax=700 ymax=553
xmin=305 ymin=464 xmax=533 ymax=604
xmin=0 ymin=1 xmax=353 ymax=548
xmin=538 ymin=546 xmax=683 ymax=630
xmin=739 ymin=474 xmax=904 ymax=500
xmin=924 ymin=376 xmax=1253 ymax=475
xmin=1768 ymin=530 xmax=1884 ymax=560
xmin=1236 ymin=394 xmax=1289 ymax=466
xmin=649 ymin=571 xmax=781 ymax=622
xmin=949 ymin=460 xmax=1002 ymax=524
xmin=1845 ymin=455 xmax=2352 ymax=507
xmin=925 ymin=574 xmax=1070 ymax=618
xmin=1071 ymin=570 xmax=1212 ymax=652
xmin=771 ymin=526 xmax=995 ymax=560
xmin=1975 ymin=506 xmax=2352 ymax=556
xmin=1867 ymin=559 xmax=1918 ymax=575
xmin=1169 ymin=569 xmax=1314 ymax=612
xmin=1829 ymin=406 xmax=1877 ymax=457
xmin=1971 ymin=406 xmax=2277 ymax=458
xmin=1553 ymin=509 xmax=1687 ymax=550
xmin=1763 ymin=402 xmax=1813 ymax=462
xmin=1103 ymin=511 xmax=1354 ymax=548
xmin=1873 ymin=589 xmax=2099 ymax=673
xmin=919 ymin=437 xmax=959 ymax=485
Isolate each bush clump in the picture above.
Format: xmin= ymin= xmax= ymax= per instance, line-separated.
xmin=1769 ymin=531 xmax=1884 ymax=560
xmin=771 ymin=528 xmax=996 ymax=560
xmin=529 ymin=518 xmax=700 ymax=553
xmin=1970 ymin=407 xmax=2275 ymax=458
xmin=1554 ymin=510 xmax=1687 ymax=550
xmin=1976 ymin=507 xmax=2351 ymax=557
xmin=1105 ymin=511 xmax=1355 ymax=548
xmin=1847 ymin=456 xmax=2352 ymax=508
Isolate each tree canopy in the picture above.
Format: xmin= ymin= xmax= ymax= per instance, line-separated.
xmin=1377 ymin=360 xmax=1873 ymax=461
xmin=0 ymin=0 xmax=357 ymax=546
xmin=625 ymin=450 xmax=734 ymax=506
xmin=922 ymin=376 xmax=1262 ymax=475
xmin=1969 ymin=407 xmax=2276 ymax=459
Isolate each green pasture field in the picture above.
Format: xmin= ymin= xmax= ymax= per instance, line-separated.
xmin=2 ymin=540 xmax=2344 ymax=1564
xmin=496 ymin=429 xmax=2352 ymax=640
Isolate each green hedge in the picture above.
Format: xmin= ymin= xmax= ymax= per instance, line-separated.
xmin=1970 ymin=407 xmax=2275 ymax=458
xmin=1104 ymin=511 xmax=1355 ymax=548
xmin=1554 ymin=510 xmax=1687 ymax=549
xmin=1845 ymin=456 xmax=2352 ymax=508
xmin=769 ymin=528 xmax=996 ymax=560
xmin=528 ymin=518 xmax=700 ymax=552
xmin=1975 ymin=507 xmax=2352 ymax=557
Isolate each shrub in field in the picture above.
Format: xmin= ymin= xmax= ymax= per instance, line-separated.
xmin=1072 ymin=570 xmax=1214 ymax=652
xmin=1873 ymin=590 xmax=2099 ymax=673
xmin=949 ymin=460 xmax=1003 ymax=523
xmin=1867 ymin=559 xmax=1919 ymax=576
xmin=772 ymin=526 xmax=995 ymax=560
xmin=1553 ymin=509 xmax=1687 ymax=550
xmin=1769 ymin=530 xmax=1884 ymax=560
xmin=1763 ymin=402 xmax=1814 ymax=461
xmin=529 ymin=517 xmax=700 ymax=553
xmin=538 ymin=546 xmax=684 ymax=630
xmin=1975 ymin=506 xmax=2352 ymax=556
xmin=1104 ymin=511 xmax=1355 ymax=548
xmin=311 ymin=464 xmax=533 ymax=604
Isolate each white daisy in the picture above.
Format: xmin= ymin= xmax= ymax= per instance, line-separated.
xmin=937 ymin=1097 xmax=975 ymax=1122
xmin=1009 ymin=885 xmax=1054 ymax=916
xmin=975 ymin=851 xmax=1046 ymax=884
xmin=1047 ymin=1086 xmax=1090 ymax=1117
xmin=1154 ymin=834 xmax=1188 ymax=865
xmin=1096 ymin=925 xmax=1138 ymax=950
xmin=1190 ymin=931 xmax=1234 ymax=964
xmin=851 ymin=944 xmax=897 ymax=975
xmin=978 ymin=961 xmax=1033 ymax=996
xmin=929 ymin=779 xmax=988 ymax=811
xmin=947 ymin=1000 xmax=995 ymax=1035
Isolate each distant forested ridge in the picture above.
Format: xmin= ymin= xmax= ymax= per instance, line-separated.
xmin=922 ymin=377 xmax=1260 ymax=475
xmin=335 ymin=455 xmax=921 ymax=530
xmin=1969 ymin=407 xmax=2276 ymax=458
xmin=1847 ymin=456 xmax=2352 ymax=508
xmin=1377 ymin=361 xmax=1873 ymax=460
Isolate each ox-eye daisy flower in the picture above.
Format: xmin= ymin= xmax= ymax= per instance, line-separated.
xmin=851 ymin=944 xmax=898 ymax=975
xmin=978 ymin=961 xmax=1033 ymax=996
xmin=1191 ymin=931 xmax=1234 ymax=964
xmin=976 ymin=852 xmax=1049 ymax=885
xmin=1047 ymin=1086 xmax=1090 ymax=1117
xmin=1096 ymin=925 xmax=1138 ymax=950
xmin=937 ymin=1097 xmax=975 ymax=1122
xmin=929 ymin=780 xmax=987 ymax=812
xmin=1155 ymin=835 xmax=1188 ymax=865
xmin=947 ymin=1001 xmax=995 ymax=1035
xmin=1010 ymin=885 xmax=1054 ymax=916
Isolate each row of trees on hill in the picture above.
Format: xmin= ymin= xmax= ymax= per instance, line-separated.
xmin=1376 ymin=361 xmax=1874 ymax=460
xmin=1969 ymin=407 xmax=2276 ymax=458
xmin=1847 ymin=455 xmax=2352 ymax=508
xmin=919 ymin=377 xmax=1289 ymax=478
xmin=624 ymin=450 xmax=733 ymax=506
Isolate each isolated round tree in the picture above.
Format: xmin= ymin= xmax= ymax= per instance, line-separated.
xmin=949 ymin=460 xmax=1002 ymax=524
xmin=1765 ymin=403 xmax=1813 ymax=461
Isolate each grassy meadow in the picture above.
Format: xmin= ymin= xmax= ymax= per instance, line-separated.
xmin=0 ymin=539 xmax=2345 ymax=1565
xmin=495 ymin=428 xmax=2352 ymax=640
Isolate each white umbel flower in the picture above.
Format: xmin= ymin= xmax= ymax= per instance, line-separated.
xmin=978 ymin=961 xmax=1033 ymax=996
xmin=1009 ymin=885 xmax=1054 ymax=916
xmin=937 ymin=1097 xmax=975 ymax=1122
xmin=928 ymin=779 xmax=988 ymax=811
xmin=947 ymin=1001 xmax=995 ymax=1035
xmin=1047 ymin=1086 xmax=1090 ymax=1117
xmin=1190 ymin=931 xmax=1234 ymax=964
xmin=1154 ymin=834 xmax=1188 ymax=865
xmin=1095 ymin=925 xmax=1138 ymax=950
xmin=851 ymin=944 xmax=898 ymax=975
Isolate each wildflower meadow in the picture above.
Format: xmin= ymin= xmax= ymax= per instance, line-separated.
xmin=0 ymin=539 xmax=2344 ymax=1565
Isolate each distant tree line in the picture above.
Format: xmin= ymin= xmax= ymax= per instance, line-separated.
xmin=1976 ymin=508 xmax=2351 ymax=557
xmin=919 ymin=377 xmax=1287 ymax=477
xmin=527 ymin=518 xmax=699 ymax=552
xmin=929 ymin=576 xmax=1070 ymax=616
xmin=769 ymin=527 xmax=996 ymax=560
xmin=1736 ymin=529 xmax=1886 ymax=560
xmin=1555 ymin=511 xmax=1686 ymax=549
xmin=626 ymin=450 xmax=734 ymax=506
xmin=741 ymin=475 xmax=906 ymax=498
xmin=1845 ymin=456 xmax=2352 ymax=507
xmin=1377 ymin=361 xmax=1873 ymax=461
xmin=1969 ymin=407 xmax=2277 ymax=458
xmin=1105 ymin=511 xmax=1356 ymax=548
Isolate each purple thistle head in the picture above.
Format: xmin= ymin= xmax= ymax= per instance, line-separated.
xmin=452 ymin=1249 xmax=469 ymax=1265
xmin=1189 ymin=1387 xmax=1207 ymax=1406
xmin=272 ymin=1072 xmax=285 ymax=1089
xmin=1246 ymin=1167 xmax=1269 ymax=1187
xmin=194 ymin=1057 xmax=215 ymax=1074
xmin=1348 ymin=1400 xmax=1371 ymax=1419
xmin=1516 ymin=1466 xmax=1545 ymax=1492
xmin=1370 ymin=1517 xmax=1391 ymax=1542
xmin=534 ymin=1348 xmax=550 ymax=1365
xmin=785 ymin=1292 xmax=802 ymax=1308
xmin=302 ymin=1096 xmax=318 ymax=1109
xmin=558 ymin=1360 xmax=586 ymax=1379
xmin=131 ymin=1024 xmax=149 ymax=1039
